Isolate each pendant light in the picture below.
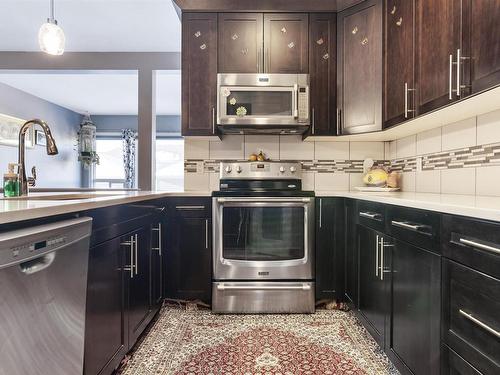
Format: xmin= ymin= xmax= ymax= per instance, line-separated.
xmin=38 ymin=0 xmax=65 ymax=55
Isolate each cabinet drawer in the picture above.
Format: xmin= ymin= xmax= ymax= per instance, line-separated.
xmin=169 ymin=198 xmax=211 ymax=218
xmin=357 ymin=200 xmax=385 ymax=231
xmin=442 ymin=345 xmax=482 ymax=375
xmin=387 ymin=205 xmax=440 ymax=253
xmin=442 ymin=259 xmax=500 ymax=375
xmin=442 ymin=215 xmax=500 ymax=279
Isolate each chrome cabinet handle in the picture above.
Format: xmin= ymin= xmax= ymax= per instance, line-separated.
xmin=375 ymin=234 xmax=379 ymax=277
xmin=359 ymin=211 xmax=382 ymax=220
xmin=404 ymin=82 xmax=416 ymax=118
xmin=391 ymin=220 xmax=431 ymax=235
xmin=336 ymin=108 xmax=341 ymax=135
xmin=175 ymin=205 xmax=206 ymax=210
xmin=152 ymin=223 xmax=162 ymax=256
xmin=212 ymin=107 xmax=216 ymax=134
xmin=217 ymin=284 xmax=311 ymax=291
xmin=459 ymin=238 xmax=500 ymax=256
xmin=266 ymin=47 xmax=270 ymax=72
xmin=205 ymin=219 xmax=209 ymax=249
xmin=121 ymin=236 xmax=134 ymax=278
xmin=459 ymin=309 xmax=500 ymax=339
xmin=311 ymin=108 xmax=315 ymax=134
xmin=455 ymin=49 xmax=470 ymax=97
xmin=380 ymin=237 xmax=384 ymax=280
xmin=133 ymin=234 xmax=138 ymax=275
xmin=449 ymin=54 xmax=454 ymax=100
xmin=319 ymin=198 xmax=322 ymax=229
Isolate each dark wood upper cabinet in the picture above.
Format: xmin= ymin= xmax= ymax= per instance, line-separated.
xmin=264 ymin=13 xmax=309 ymax=73
xmin=309 ymin=13 xmax=337 ymax=136
xmin=337 ymin=0 xmax=382 ymax=135
xmin=218 ymin=13 xmax=263 ymax=73
xmin=384 ymin=0 xmax=415 ymax=128
xmin=415 ymin=0 xmax=461 ymax=115
xmin=462 ymin=0 xmax=500 ymax=95
xmin=182 ymin=13 xmax=218 ymax=136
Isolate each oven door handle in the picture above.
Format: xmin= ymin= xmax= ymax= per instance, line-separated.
xmin=217 ymin=283 xmax=311 ymax=291
xmin=217 ymin=197 xmax=311 ymax=203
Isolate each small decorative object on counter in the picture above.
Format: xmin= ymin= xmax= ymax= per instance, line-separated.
xmin=387 ymin=171 xmax=401 ymax=188
xmin=77 ymin=114 xmax=99 ymax=168
xmin=3 ymin=163 xmax=20 ymax=197
xmin=249 ymin=150 xmax=269 ymax=162
xmin=363 ymin=165 xmax=389 ymax=187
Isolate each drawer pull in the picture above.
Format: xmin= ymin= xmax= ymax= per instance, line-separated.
xmin=459 ymin=309 xmax=500 ymax=339
xmin=359 ymin=211 xmax=382 ymax=220
xmin=392 ymin=220 xmax=431 ymax=235
xmin=459 ymin=238 xmax=500 ymax=256
xmin=175 ymin=205 xmax=206 ymax=210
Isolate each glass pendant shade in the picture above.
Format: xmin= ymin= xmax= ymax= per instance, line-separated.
xmin=38 ymin=21 xmax=65 ymax=55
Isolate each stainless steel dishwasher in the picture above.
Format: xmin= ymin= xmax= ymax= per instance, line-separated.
xmin=0 ymin=217 xmax=92 ymax=375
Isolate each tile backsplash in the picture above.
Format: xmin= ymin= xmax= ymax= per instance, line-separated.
xmin=184 ymin=108 xmax=500 ymax=196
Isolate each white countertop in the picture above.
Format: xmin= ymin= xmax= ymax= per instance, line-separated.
xmin=1 ymin=190 xmax=499 ymax=225
xmin=316 ymin=191 xmax=500 ymax=222
xmin=0 ymin=191 xmax=211 ymax=225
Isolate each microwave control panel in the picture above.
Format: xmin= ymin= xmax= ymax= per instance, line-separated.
xmin=298 ymin=86 xmax=309 ymax=122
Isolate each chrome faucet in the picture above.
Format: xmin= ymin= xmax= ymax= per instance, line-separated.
xmin=18 ymin=119 xmax=59 ymax=195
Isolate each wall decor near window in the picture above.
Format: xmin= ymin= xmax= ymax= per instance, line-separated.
xmin=0 ymin=113 xmax=34 ymax=148
xmin=34 ymin=130 xmax=47 ymax=146
xmin=122 ymin=129 xmax=137 ymax=189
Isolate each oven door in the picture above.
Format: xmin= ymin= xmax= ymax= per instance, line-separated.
xmin=213 ymin=197 xmax=314 ymax=280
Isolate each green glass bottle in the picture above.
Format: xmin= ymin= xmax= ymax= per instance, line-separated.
xmin=3 ymin=163 xmax=20 ymax=198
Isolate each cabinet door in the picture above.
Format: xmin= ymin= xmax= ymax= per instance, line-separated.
xmin=309 ymin=13 xmax=337 ymax=136
xmin=316 ymin=198 xmax=344 ymax=301
xmin=337 ymin=0 xmax=382 ymax=135
xmin=344 ymin=199 xmax=358 ymax=307
xmin=127 ymin=227 xmax=152 ymax=347
xmin=84 ymin=237 xmax=126 ymax=375
xmin=390 ymin=240 xmax=441 ymax=375
xmin=150 ymin=219 xmax=165 ymax=309
xmin=415 ymin=0 xmax=461 ymax=115
xmin=264 ymin=13 xmax=309 ymax=73
xmin=358 ymin=225 xmax=387 ymax=347
xmin=182 ymin=13 xmax=218 ymax=136
xmin=167 ymin=213 xmax=211 ymax=302
xmin=218 ymin=13 xmax=263 ymax=73
xmin=462 ymin=0 xmax=500 ymax=94
xmin=384 ymin=0 xmax=415 ymax=128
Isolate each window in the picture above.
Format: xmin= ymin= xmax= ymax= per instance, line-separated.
xmin=156 ymin=138 xmax=184 ymax=191
xmin=92 ymin=136 xmax=184 ymax=190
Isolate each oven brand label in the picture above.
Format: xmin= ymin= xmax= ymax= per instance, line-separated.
xmin=258 ymin=271 xmax=270 ymax=276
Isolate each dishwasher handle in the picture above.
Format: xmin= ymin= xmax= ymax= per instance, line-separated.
xmin=19 ymin=252 xmax=56 ymax=275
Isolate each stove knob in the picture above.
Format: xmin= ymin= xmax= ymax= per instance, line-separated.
xmin=290 ymin=166 xmax=297 ymax=173
xmin=279 ymin=166 xmax=286 ymax=173
xmin=236 ymin=166 xmax=242 ymax=173
xmin=225 ymin=166 xmax=232 ymax=174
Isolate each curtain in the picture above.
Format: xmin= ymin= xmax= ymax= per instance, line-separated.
xmin=122 ymin=129 xmax=137 ymax=188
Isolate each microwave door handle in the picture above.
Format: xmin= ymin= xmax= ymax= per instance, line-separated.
xmin=293 ymin=84 xmax=299 ymax=118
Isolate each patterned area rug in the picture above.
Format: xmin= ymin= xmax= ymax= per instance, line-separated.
xmin=118 ymin=305 xmax=398 ymax=374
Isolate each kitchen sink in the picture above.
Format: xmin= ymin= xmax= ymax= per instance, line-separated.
xmin=2 ymin=193 xmax=126 ymax=201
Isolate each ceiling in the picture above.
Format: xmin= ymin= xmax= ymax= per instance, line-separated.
xmin=0 ymin=0 xmax=181 ymax=52
xmin=0 ymin=71 xmax=181 ymax=115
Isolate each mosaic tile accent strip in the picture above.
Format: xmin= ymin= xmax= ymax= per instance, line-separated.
xmin=118 ymin=304 xmax=399 ymax=375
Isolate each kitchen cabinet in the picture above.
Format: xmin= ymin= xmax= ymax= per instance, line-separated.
xmin=384 ymin=0 xmax=416 ymax=128
xmin=357 ymin=225 xmax=391 ymax=348
xmin=309 ymin=13 xmax=338 ymax=136
xmin=389 ymin=240 xmax=441 ymax=375
xmin=315 ymin=198 xmax=344 ymax=301
xmin=337 ymin=0 xmax=382 ymax=135
xmin=84 ymin=236 xmax=127 ymax=375
xmin=182 ymin=13 xmax=218 ymax=136
xmin=462 ymin=1 xmax=500 ymax=95
xmin=166 ymin=199 xmax=212 ymax=302
xmin=344 ymin=199 xmax=358 ymax=307
xmin=415 ymin=0 xmax=461 ymax=115
xmin=218 ymin=13 xmax=263 ymax=73
xmin=264 ymin=13 xmax=309 ymax=74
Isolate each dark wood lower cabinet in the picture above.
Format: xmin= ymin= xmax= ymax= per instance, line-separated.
xmin=389 ymin=240 xmax=441 ymax=375
xmin=344 ymin=199 xmax=358 ymax=307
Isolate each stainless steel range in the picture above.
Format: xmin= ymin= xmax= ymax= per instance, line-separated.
xmin=212 ymin=161 xmax=315 ymax=314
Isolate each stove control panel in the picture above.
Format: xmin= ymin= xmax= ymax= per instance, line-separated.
xmin=220 ymin=162 xmax=302 ymax=179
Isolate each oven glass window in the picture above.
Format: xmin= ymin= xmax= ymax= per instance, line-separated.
xmin=225 ymin=91 xmax=292 ymax=117
xmin=222 ymin=206 xmax=304 ymax=261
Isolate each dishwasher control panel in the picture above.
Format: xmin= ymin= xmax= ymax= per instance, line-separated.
xmin=9 ymin=236 xmax=66 ymax=260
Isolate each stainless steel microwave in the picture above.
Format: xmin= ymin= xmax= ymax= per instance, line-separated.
xmin=216 ymin=73 xmax=310 ymax=135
